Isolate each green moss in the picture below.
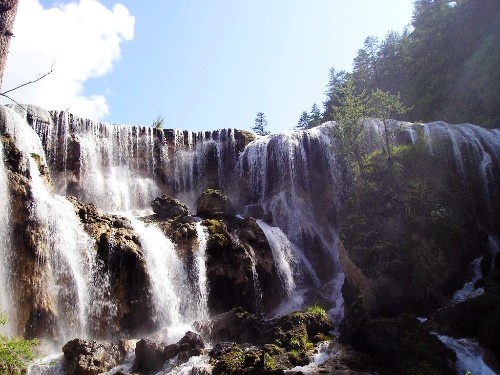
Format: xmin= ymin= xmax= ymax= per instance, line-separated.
xmin=244 ymin=350 xmax=261 ymax=368
xmin=205 ymin=219 xmax=231 ymax=248
xmin=205 ymin=219 xmax=225 ymax=235
xmin=212 ymin=344 xmax=245 ymax=375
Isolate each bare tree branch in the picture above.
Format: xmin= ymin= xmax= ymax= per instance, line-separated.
xmin=1 ymin=64 xmax=54 ymax=95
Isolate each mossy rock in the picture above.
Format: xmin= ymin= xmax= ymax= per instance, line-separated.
xmin=197 ymin=189 xmax=236 ymax=219
xmin=204 ymin=219 xmax=232 ymax=248
xmin=210 ymin=342 xmax=245 ymax=375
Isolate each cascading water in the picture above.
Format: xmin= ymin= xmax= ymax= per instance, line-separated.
xmin=437 ymin=335 xmax=497 ymax=375
xmin=0 ymin=107 xmax=114 ymax=341
xmin=192 ymin=222 xmax=209 ymax=321
xmin=1 ymin=105 xmax=498 ymax=373
xmin=239 ymin=127 xmax=346 ymax=321
xmin=452 ymin=256 xmax=485 ymax=303
xmin=0 ymin=141 xmax=14 ymax=335
xmin=128 ymin=217 xmax=186 ymax=327
xmin=256 ymin=220 xmax=300 ymax=296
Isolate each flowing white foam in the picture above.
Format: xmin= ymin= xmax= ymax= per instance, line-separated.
xmin=193 ymin=222 xmax=209 ymax=320
xmin=453 ymin=256 xmax=484 ymax=303
xmin=257 ymin=220 xmax=299 ymax=296
xmin=437 ymin=335 xmax=496 ymax=375
xmin=0 ymin=141 xmax=15 ymax=335
xmin=128 ymin=217 xmax=187 ymax=327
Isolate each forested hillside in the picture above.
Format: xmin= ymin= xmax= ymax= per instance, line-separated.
xmin=300 ymin=0 xmax=500 ymax=129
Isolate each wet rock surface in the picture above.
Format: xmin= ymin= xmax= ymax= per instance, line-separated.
xmin=197 ymin=189 xmax=236 ymax=219
xmin=62 ymin=338 xmax=132 ymax=375
xmin=132 ymin=331 xmax=204 ymax=374
xmin=67 ymin=197 xmax=155 ymax=336
xmin=151 ymin=194 xmax=189 ymax=219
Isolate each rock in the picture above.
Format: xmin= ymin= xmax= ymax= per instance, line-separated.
xmin=151 ymin=195 xmax=189 ymax=219
xmin=67 ymin=197 xmax=155 ymax=337
xmin=203 ymin=217 xmax=284 ymax=314
xmin=132 ymin=339 xmax=166 ymax=374
xmin=210 ymin=342 xmax=245 ymax=375
xmin=244 ymin=204 xmax=273 ymax=223
xmin=340 ymin=311 xmax=454 ymax=375
xmin=164 ymin=331 xmax=205 ymax=362
xmin=196 ymin=307 xmax=260 ymax=344
xmin=133 ymin=332 xmax=205 ymax=374
xmin=196 ymin=189 xmax=236 ymax=219
xmin=63 ymin=338 xmax=130 ymax=375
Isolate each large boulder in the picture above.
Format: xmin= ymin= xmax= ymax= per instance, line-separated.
xmin=62 ymin=338 xmax=132 ymax=375
xmin=132 ymin=332 xmax=204 ymax=373
xmin=151 ymin=194 xmax=189 ymax=219
xmin=132 ymin=339 xmax=166 ymax=374
xmin=196 ymin=189 xmax=236 ymax=219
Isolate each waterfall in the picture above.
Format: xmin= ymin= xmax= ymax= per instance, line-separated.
xmin=0 ymin=141 xmax=14 ymax=335
xmin=256 ymin=220 xmax=300 ymax=296
xmin=192 ymin=222 xmax=209 ymax=321
xmin=452 ymin=257 xmax=485 ymax=303
xmin=437 ymin=335 xmax=496 ymax=375
xmin=244 ymin=246 xmax=263 ymax=313
xmin=0 ymin=107 xmax=113 ymax=341
xmin=421 ymin=123 xmax=500 ymax=236
xmin=128 ymin=217 xmax=187 ymax=327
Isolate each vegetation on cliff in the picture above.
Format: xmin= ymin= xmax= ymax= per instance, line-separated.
xmin=301 ymin=0 xmax=500 ymax=129
xmin=0 ymin=314 xmax=37 ymax=375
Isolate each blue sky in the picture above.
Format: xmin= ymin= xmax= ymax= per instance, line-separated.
xmin=5 ymin=1 xmax=415 ymax=133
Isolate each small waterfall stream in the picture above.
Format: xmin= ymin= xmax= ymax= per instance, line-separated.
xmin=452 ymin=256 xmax=485 ymax=303
xmin=256 ymin=220 xmax=299 ymax=297
xmin=437 ymin=335 xmax=497 ymax=375
xmin=192 ymin=222 xmax=209 ymax=321
xmin=128 ymin=217 xmax=186 ymax=327
xmin=0 ymin=141 xmax=14 ymax=335
xmin=244 ymin=245 xmax=263 ymax=313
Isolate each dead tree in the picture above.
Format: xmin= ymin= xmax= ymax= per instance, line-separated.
xmin=0 ymin=0 xmax=20 ymax=90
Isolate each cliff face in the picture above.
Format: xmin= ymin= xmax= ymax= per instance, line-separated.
xmin=1 ymin=105 xmax=499 ymax=367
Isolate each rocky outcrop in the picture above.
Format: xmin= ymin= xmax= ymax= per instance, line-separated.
xmin=202 ymin=307 xmax=335 ymax=374
xmin=132 ymin=331 xmax=204 ymax=374
xmin=197 ymin=189 xmax=236 ymax=219
xmin=67 ymin=197 xmax=155 ymax=337
xmin=62 ymin=338 xmax=133 ymax=375
xmin=339 ymin=297 xmax=455 ymax=374
xmin=151 ymin=194 xmax=189 ymax=219
xmin=203 ymin=213 xmax=283 ymax=314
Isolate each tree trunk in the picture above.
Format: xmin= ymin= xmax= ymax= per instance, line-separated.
xmin=0 ymin=0 xmax=20 ymax=91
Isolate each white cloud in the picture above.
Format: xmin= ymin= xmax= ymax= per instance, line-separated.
xmin=1 ymin=0 xmax=134 ymax=120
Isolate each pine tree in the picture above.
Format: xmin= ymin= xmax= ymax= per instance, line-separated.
xmin=308 ymin=104 xmax=322 ymax=128
xmin=296 ymin=111 xmax=310 ymax=129
xmin=252 ymin=112 xmax=270 ymax=136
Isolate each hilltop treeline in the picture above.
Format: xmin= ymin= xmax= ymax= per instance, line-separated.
xmin=300 ymin=0 xmax=500 ymax=129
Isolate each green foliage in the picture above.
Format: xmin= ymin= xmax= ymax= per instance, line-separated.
xmin=252 ymin=112 xmax=270 ymax=136
xmin=296 ymin=111 xmax=310 ymax=129
xmin=0 ymin=314 xmax=37 ymax=375
xmin=152 ymin=113 xmax=165 ymax=129
xmin=305 ymin=304 xmax=328 ymax=318
xmin=324 ymin=0 xmax=500 ymax=128
xmin=331 ymin=78 xmax=369 ymax=178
